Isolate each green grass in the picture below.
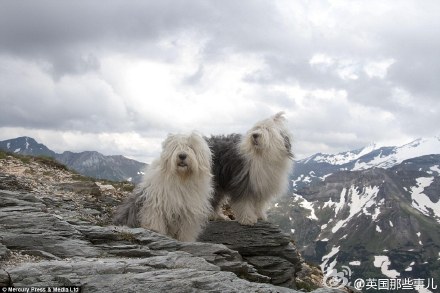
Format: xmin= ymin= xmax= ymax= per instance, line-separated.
xmin=0 ymin=150 xmax=8 ymax=160
xmin=0 ymin=150 xmax=32 ymax=163
xmin=34 ymin=155 xmax=69 ymax=170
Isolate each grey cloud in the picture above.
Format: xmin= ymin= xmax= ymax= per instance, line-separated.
xmin=1 ymin=0 xmax=440 ymax=158
xmin=0 ymin=1 xmax=283 ymax=77
xmin=0 ymin=57 xmax=128 ymax=132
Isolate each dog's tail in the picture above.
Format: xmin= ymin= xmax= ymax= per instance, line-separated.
xmin=112 ymin=189 xmax=145 ymax=227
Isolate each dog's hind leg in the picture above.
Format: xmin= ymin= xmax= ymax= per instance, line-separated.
xmin=209 ymin=192 xmax=231 ymax=221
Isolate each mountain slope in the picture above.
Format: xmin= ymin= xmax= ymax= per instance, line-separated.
xmin=0 ymin=137 xmax=147 ymax=183
xmin=269 ymin=154 xmax=440 ymax=289
xmin=56 ymin=151 xmax=146 ymax=183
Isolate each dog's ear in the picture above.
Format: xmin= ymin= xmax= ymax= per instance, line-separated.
xmin=281 ymin=131 xmax=294 ymax=159
xmin=272 ymin=112 xmax=286 ymax=123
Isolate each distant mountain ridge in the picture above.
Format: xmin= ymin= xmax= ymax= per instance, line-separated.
xmin=292 ymin=136 xmax=440 ymax=191
xmin=0 ymin=136 xmax=147 ymax=183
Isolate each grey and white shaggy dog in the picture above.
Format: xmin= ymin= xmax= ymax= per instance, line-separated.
xmin=207 ymin=112 xmax=293 ymax=225
xmin=113 ymin=132 xmax=213 ymax=242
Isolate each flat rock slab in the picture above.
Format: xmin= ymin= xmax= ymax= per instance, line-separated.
xmin=7 ymin=257 xmax=297 ymax=293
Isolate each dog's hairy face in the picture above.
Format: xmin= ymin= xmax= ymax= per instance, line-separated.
xmin=242 ymin=112 xmax=293 ymax=159
xmin=160 ymin=132 xmax=212 ymax=178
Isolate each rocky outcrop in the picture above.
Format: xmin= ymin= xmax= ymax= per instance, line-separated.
xmin=199 ymin=220 xmax=322 ymax=290
xmin=0 ymin=190 xmax=339 ymax=292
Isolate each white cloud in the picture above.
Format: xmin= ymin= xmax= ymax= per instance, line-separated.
xmin=364 ymin=59 xmax=395 ymax=79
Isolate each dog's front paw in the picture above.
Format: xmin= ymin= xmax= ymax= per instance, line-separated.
xmin=257 ymin=214 xmax=268 ymax=221
xmin=209 ymin=212 xmax=231 ymax=221
xmin=236 ymin=216 xmax=258 ymax=226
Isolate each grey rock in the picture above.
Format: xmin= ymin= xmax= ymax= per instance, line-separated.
xmin=0 ymin=173 xmax=32 ymax=191
xmin=56 ymin=181 xmax=102 ymax=196
xmin=180 ymin=241 xmax=270 ymax=283
xmin=0 ymin=269 xmax=12 ymax=286
xmin=19 ymin=250 xmax=61 ymax=260
xmin=0 ymin=243 xmax=10 ymax=260
xmin=1 ymin=190 xmax=325 ymax=292
xmin=245 ymin=256 xmax=296 ymax=286
xmin=199 ymin=220 xmax=303 ymax=288
xmin=76 ymin=224 xmax=270 ymax=282
xmin=0 ymin=191 xmax=100 ymax=258
xmin=7 ymin=257 xmax=294 ymax=292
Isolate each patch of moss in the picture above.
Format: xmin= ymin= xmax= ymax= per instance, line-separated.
xmin=0 ymin=151 xmax=8 ymax=160
xmin=117 ymin=231 xmax=137 ymax=243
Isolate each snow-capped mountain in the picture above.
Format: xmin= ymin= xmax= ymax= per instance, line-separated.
xmin=269 ymin=138 xmax=440 ymax=290
xmin=0 ymin=137 xmax=147 ymax=183
xmin=292 ymin=136 xmax=440 ymax=191
xmin=0 ymin=136 xmax=56 ymax=158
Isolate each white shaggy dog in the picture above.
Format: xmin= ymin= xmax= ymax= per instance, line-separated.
xmin=113 ymin=132 xmax=213 ymax=242
xmin=207 ymin=112 xmax=293 ymax=225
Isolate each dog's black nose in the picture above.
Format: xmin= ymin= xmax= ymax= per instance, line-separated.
xmin=252 ymin=133 xmax=260 ymax=139
xmin=178 ymin=153 xmax=187 ymax=160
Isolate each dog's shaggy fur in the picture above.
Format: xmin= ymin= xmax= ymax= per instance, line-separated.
xmin=207 ymin=112 xmax=293 ymax=225
xmin=113 ymin=132 xmax=213 ymax=242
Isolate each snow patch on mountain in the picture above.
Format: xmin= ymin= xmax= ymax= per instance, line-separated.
xmin=332 ymin=185 xmax=380 ymax=233
xmin=373 ymin=255 xmax=400 ymax=279
xmin=404 ymin=261 xmax=415 ymax=272
xmin=371 ymin=198 xmax=384 ymax=221
xmin=411 ymin=177 xmax=440 ymax=221
xmin=320 ymin=173 xmax=332 ymax=181
xmin=334 ymin=188 xmax=346 ymax=216
xmin=321 ymin=246 xmax=340 ymax=274
xmin=429 ymin=165 xmax=440 ymax=175
xmin=294 ymin=194 xmax=318 ymax=220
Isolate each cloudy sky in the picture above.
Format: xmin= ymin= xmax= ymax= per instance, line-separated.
xmin=1 ymin=0 xmax=439 ymax=163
